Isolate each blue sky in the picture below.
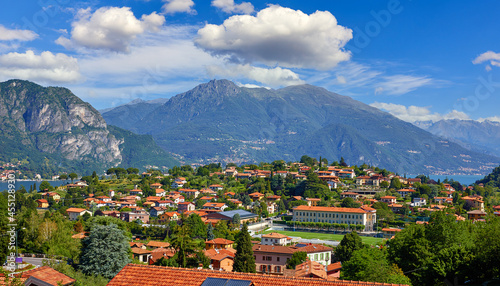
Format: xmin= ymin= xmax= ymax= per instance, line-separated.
xmin=1 ymin=0 xmax=499 ymax=123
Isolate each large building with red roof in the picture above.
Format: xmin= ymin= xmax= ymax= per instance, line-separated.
xmin=292 ymin=205 xmax=376 ymax=231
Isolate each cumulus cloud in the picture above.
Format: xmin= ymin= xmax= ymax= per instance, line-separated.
xmin=473 ymin=51 xmax=500 ymax=70
xmin=56 ymin=7 xmax=165 ymax=53
xmin=211 ymin=0 xmax=254 ymax=14
xmin=195 ymin=5 xmax=352 ymax=70
xmin=0 ymin=25 xmax=38 ymax=41
xmin=0 ymin=50 xmax=81 ymax=83
xmin=162 ymin=0 xmax=196 ymax=15
xmin=206 ymin=64 xmax=305 ymax=87
xmin=370 ymin=102 xmax=470 ymax=123
xmin=375 ymin=75 xmax=433 ymax=95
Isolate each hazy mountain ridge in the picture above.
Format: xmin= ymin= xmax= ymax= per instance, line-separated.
xmin=0 ymin=80 xmax=178 ymax=174
xmin=415 ymin=119 xmax=500 ymax=157
xmin=98 ymin=98 xmax=168 ymax=131
xmin=103 ymin=79 xmax=500 ymax=174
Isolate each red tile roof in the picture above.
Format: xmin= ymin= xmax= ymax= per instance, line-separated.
xmin=108 ymin=264 xmax=407 ymax=286
xmin=253 ymin=244 xmax=296 ymax=254
xmin=206 ymin=238 xmax=234 ymax=245
xmin=149 ymin=247 xmax=176 ymax=264
xmin=147 ymin=241 xmax=171 ymax=248
xmin=204 ymin=248 xmax=236 ymax=260
xmin=290 ymin=243 xmax=333 ymax=253
xmin=131 ymin=248 xmax=152 ymax=255
xmin=293 ymin=205 xmax=368 ymax=214
xmin=294 ymin=259 xmax=327 ymax=279
xmin=66 ymin=207 xmax=87 ymax=213
xmin=327 ymin=262 xmax=342 ymax=272
xmin=262 ymin=232 xmax=291 ymax=239
xmin=20 ymin=266 xmax=75 ymax=286
xmin=382 ymin=228 xmax=402 ymax=232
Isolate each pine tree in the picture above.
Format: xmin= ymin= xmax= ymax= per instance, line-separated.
xmin=233 ymin=224 xmax=256 ymax=273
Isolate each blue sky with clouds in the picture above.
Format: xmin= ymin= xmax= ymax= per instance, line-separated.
xmin=1 ymin=0 xmax=499 ymax=123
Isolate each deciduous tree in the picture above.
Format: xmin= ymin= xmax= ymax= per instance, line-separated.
xmin=335 ymin=231 xmax=364 ymax=262
xmin=286 ymin=251 xmax=307 ymax=269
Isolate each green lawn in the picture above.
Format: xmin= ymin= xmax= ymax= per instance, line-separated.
xmin=262 ymin=230 xmax=384 ymax=246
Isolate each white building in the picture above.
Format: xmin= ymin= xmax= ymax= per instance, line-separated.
xmin=261 ymin=232 xmax=292 ymax=246
xmin=411 ymin=197 xmax=427 ymax=207
xmin=66 ymin=208 xmax=92 ymax=221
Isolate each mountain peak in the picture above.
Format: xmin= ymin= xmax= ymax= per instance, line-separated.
xmin=183 ymin=79 xmax=242 ymax=99
xmin=204 ymin=79 xmax=239 ymax=91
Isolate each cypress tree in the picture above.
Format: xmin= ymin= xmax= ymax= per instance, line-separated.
xmin=207 ymin=223 xmax=215 ymax=241
xmin=233 ymin=224 xmax=256 ymax=273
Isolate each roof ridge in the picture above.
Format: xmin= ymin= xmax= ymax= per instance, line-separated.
xmin=119 ymin=264 xmax=409 ymax=285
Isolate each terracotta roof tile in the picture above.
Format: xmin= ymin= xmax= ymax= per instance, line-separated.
xmin=206 ymin=238 xmax=234 ymax=245
xmin=146 ymin=241 xmax=171 ymax=248
xmin=20 ymin=266 xmax=75 ymax=286
xmin=293 ymin=205 xmax=368 ymax=214
xmin=108 ymin=264 xmax=408 ymax=286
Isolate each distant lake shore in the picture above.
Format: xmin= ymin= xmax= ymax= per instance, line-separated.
xmin=1 ymin=174 xmax=487 ymax=192
xmin=0 ymin=179 xmax=71 ymax=192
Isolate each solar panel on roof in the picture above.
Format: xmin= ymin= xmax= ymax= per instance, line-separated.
xmin=200 ymin=277 xmax=253 ymax=286
xmin=219 ymin=210 xmax=258 ymax=219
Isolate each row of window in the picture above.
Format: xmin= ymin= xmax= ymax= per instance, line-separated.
xmin=295 ymin=212 xmax=364 ymax=220
xmin=309 ymin=252 xmax=329 ymax=261
xmin=258 ymin=256 xmax=285 ymax=262
xmin=299 ymin=218 xmax=362 ymax=224
xmin=259 ymin=265 xmax=281 ymax=273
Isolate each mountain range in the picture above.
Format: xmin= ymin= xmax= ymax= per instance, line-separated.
xmin=102 ymin=79 xmax=500 ymax=175
xmin=414 ymin=119 xmax=500 ymax=157
xmin=0 ymin=80 xmax=178 ymax=176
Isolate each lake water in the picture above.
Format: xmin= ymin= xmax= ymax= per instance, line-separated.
xmin=427 ymin=175 xmax=485 ymax=186
xmin=0 ymin=180 xmax=72 ymax=192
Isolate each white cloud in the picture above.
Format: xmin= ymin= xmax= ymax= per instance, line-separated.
xmin=478 ymin=116 xmax=500 ymax=123
xmin=473 ymin=51 xmax=500 ymax=64
xmin=375 ymin=75 xmax=432 ymax=95
xmin=333 ymin=62 xmax=381 ymax=87
xmin=211 ymin=0 xmax=254 ymax=14
xmin=77 ymin=26 xmax=217 ymax=84
xmin=64 ymin=25 xmax=222 ymax=108
xmin=336 ymin=75 xmax=347 ymax=84
xmin=0 ymin=25 xmax=38 ymax=41
xmin=206 ymin=64 xmax=305 ymax=87
xmin=56 ymin=7 xmax=165 ymax=53
xmin=162 ymin=0 xmax=196 ymax=15
xmin=473 ymin=51 xmax=500 ymax=71
xmin=370 ymin=102 xmax=470 ymax=123
xmin=237 ymin=83 xmax=271 ymax=89
xmin=195 ymin=5 xmax=352 ymax=70
xmin=0 ymin=50 xmax=81 ymax=83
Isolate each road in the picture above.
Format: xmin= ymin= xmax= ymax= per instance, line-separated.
xmin=19 ymin=257 xmax=55 ymax=266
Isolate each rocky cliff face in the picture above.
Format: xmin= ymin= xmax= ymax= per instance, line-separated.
xmin=0 ymin=79 xmax=122 ymax=166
